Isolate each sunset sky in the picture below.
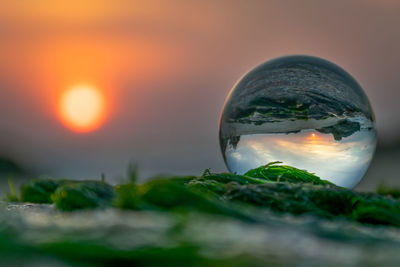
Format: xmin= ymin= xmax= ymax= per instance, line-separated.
xmin=0 ymin=0 xmax=399 ymax=179
xmin=225 ymin=130 xmax=376 ymax=188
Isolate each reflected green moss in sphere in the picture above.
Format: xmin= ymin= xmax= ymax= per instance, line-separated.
xmin=219 ymin=55 xmax=376 ymax=189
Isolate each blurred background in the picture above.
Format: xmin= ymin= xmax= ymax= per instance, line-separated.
xmin=0 ymin=0 xmax=399 ymax=191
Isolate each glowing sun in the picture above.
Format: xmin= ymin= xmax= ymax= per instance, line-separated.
xmin=59 ymin=85 xmax=106 ymax=133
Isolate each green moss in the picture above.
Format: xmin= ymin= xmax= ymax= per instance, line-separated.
xmin=20 ymin=179 xmax=65 ymax=203
xmin=51 ymin=181 xmax=115 ymax=211
xmin=200 ymin=170 xmax=270 ymax=185
xmin=4 ymin=162 xmax=400 ymax=266
xmin=220 ymin=182 xmax=400 ymax=226
xmin=9 ymin=162 xmax=400 ymax=228
xmin=114 ymin=183 xmax=142 ymax=210
xmin=114 ymin=177 xmax=252 ymax=220
xmin=244 ymin=161 xmax=334 ymax=185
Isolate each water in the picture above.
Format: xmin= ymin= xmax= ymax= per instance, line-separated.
xmin=219 ymin=55 xmax=377 ymax=189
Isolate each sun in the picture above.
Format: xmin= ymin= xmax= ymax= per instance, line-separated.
xmin=306 ymin=132 xmax=320 ymax=142
xmin=59 ymin=84 xmax=106 ymax=133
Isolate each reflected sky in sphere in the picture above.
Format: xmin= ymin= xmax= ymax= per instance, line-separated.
xmin=225 ymin=130 xmax=376 ymax=188
xmin=219 ymin=55 xmax=377 ymax=188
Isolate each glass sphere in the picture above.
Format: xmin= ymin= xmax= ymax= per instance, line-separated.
xmin=219 ymin=55 xmax=376 ymax=189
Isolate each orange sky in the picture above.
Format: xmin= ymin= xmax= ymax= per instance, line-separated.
xmin=0 ymin=0 xmax=399 ymax=179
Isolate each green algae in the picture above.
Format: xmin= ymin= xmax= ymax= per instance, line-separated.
xmin=243 ymin=161 xmax=334 ymax=185
xmin=20 ymin=178 xmax=64 ymax=203
xmin=3 ymin=162 xmax=400 ymax=266
xmin=7 ymin=162 xmax=400 ymax=228
xmin=52 ymin=181 xmax=115 ymax=211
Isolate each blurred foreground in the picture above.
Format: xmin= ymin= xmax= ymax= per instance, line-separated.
xmin=1 ymin=163 xmax=400 ymax=266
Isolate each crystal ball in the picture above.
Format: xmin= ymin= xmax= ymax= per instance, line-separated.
xmin=219 ymin=55 xmax=377 ymax=189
